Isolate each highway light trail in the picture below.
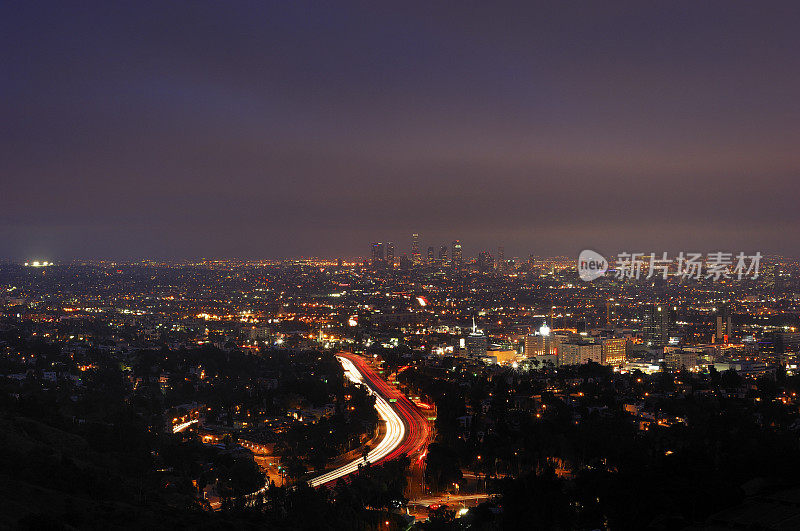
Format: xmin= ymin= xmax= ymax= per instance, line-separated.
xmin=308 ymin=355 xmax=406 ymax=487
xmin=172 ymin=419 xmax=198 ymax=433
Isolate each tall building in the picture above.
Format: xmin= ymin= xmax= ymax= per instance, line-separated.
xmin=386 ymin=242 xmax=395 ymax=267
xmin=715 ymin=303 xmax=732 ymax=343
xmin=465 ymin=317 xmax=487 ymax=358
xmin=411 ymin=233 xmax=421 ymax=266
xmin=642 ymin=304 xmax=672 ymax=347
xmin=438 ymin=245 xmax=448 ymax=266
xmin=371 ymin=242 xmax=384 ymax=267
xmin=497 ymin=246 xmax=505 ymax=274
xmin=524 ymin=322 xmax=552 ymax=357
xmin=560 ymin=342 xmax=603 ymax=366
xmin=478 ymin=251 xmax=494 ymax=272
xmin=524 ymin=333 xmax=544 ymax=356
xmin=551 ymin=330 xmax=577 ymax=358
xmin=426 ymin=246 xmax=435 ymax=265
xmin=451 ymin=240 xmax=463 ymax=271
xmin=601 ymin=337 xmax=626 ymax=366
xmin=774 ymin=331 xmax=800 ymax=354
xmin=664 ymin=349 xmax=698 ymax=371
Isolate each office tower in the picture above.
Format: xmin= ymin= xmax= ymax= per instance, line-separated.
xmin=426 ymin=246 xmax=434 ymax=265
xmin=715 ymin=303 xmax=732 ymax=343
xmin=438 ymin=245 xmax=448 ymax=266
xmin=601 ymin=337 xmax=626 ymax=366
xmin=524 ymin=333 xmax=548 ymax=356
xmin=451 ymin=240 xmax=463 ymax=271
xmin=664 ymin=350 xmax=698 ymax=371
xmin=551 ymin=329 xmax=577 ymax=360
xmin=497 ymin=246 xmax=505 ymax=274
xmin=559 ymin=342 xmax=603 ymax=366
xmin=465 ymin=317 xmax=487 ymax=358
xmin=371 ymin=242 xmax=384 ymax=267
xmin=524 ymin=322 xmax=552 ymax=357
xmin=411 ymin=233 xmax=421 ymax=266
xmin=774 ymin=331 xmax=800 ymax=354
xmin=386 ymin=242 xmax=395 ymax=267
xmin=642 ymin=304 xmax=672 ymax=347
xmin=478 ymin=251 xmax=494 ymax=272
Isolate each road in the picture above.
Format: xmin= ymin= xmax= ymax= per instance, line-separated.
xmin=172 ymin=419 xmax=198 ymax=433
xmin=408 ymin=494 xmax=492 ymax=507
xmin=309 ymin=353 xmax=432 ymax=487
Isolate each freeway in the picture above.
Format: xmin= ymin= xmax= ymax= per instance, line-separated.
xmin=408 ymin=494 xmax=492 ymax=507
xmin=172 ymin=419 xmax=198 ymax=433
xmin=308 ymin=353 xmax=432 ymax=487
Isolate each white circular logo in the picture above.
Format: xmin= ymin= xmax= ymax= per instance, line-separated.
xmin=578 ymin=250 xmax=608 ymax=281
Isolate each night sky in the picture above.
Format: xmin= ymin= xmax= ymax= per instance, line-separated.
xmin=2 ymin=2 xmax=799 ymax=260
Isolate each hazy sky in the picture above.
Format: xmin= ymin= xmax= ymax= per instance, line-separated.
xmin=2 ymin=1 xmax=799 ymax=260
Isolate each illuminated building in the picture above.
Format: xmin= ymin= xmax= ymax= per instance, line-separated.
xmin=559 ymin=342 xmax=602 ymax=366
xmin=643 ymin=304 xmax=672 ymax=347
xmin=386 ymin=242 xmax=395 ymax=267
xmin=497 ymin=246 xmax=505 ymax=273
xmin=774 ymin=331 xmax=800 ymax=354
xmin=485 ymin=350 xmax=517 ymax=365
xmin=451 ymin=240 xmax=463 ymax=271
xmin=247 ymin=325 xmax=271 ymax=342
xmin=715 ymin=303 xmax=732 ymax=343
xmin=411 ymin=233 xmax=421 ymax=266
xmin=601 ymin=337 xmax=626 ymax=366
xmin=438 ymin=245 xmax=448 ymax=266
xmin=524 ymin=322 xmax=552 ymax=357
xmin=478 ymin=251 xmax=494 ymax=272
xmin=371 ymin=242 xmax=384 ymax=267
xmin=664 ymin=349 xmax=698 ymax=371
xmin=427 ymin=246 xmax=434 ymax=264
xmin=551 ymin=330 xmax=577 ymax=358
xmin=465 ymin=317 xmax=487 ymax=358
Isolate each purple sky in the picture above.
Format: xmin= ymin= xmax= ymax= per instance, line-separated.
xmin=2 ymin=1 xmax=799 ymax=260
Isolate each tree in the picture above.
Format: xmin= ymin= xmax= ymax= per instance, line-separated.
xmin=229 ymin=458 xmax=264 ymax=497
xmin=720 ymin=368 xmax=742 ymax=389
xmin=425 ymin=443 xmax=462 ymax=492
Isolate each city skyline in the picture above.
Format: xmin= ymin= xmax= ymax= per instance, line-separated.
xmin=7 ymin=232 xmax=794 ymax=263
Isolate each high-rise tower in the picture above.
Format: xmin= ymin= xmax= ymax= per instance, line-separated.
xmin=451 ymin=240 xmax=463 ymax=271
xmin=715 ymin=303 xmax=732 ymax=343
xmin=386 ymin=242 xmax=395 ymax=267
xmin=438 ymin=245 xmax=448 ymax=266
xmin=642 ymin=304 xmax=672 ymax=347
xmin=411 ymin=233 xmax=421 ymax=266
xmin=371 ymin=242 xmax=384 ymax=266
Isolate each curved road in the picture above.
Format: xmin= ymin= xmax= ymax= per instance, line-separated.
xmin=309 ymin=353 xmax=431 ymax=487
